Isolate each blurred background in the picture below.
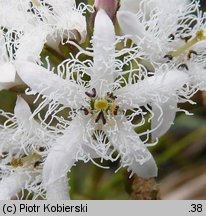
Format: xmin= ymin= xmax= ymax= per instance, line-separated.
xmin=2 ymin=0 xmax=206 ymax=200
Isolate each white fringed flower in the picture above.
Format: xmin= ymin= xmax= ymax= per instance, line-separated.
xmin=117 ymin=0 xmax=203 ymax=64
xmin=117 ymin=0 xmax=206 ymax=137
xmin=0 ymin=0 xmax=90 ymax=91
xmin=16 ymin=9 xmax=189 ymax=199
xmin=0 ymin=97 xmax=55 ymax=200
xmin=0 ymin=0 xmax=89 ymax=50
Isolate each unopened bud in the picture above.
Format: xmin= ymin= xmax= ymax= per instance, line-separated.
xmin=94 ymin=0 xmax=119 ymax=20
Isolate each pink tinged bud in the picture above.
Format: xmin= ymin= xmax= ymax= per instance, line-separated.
xmin=94 ymin=0 xmax=119 ymax=20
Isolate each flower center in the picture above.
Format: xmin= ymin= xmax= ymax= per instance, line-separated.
xmin=94 ymin=99 xmax=109 ymax=111
xmin=82 ymin=89 xmax=119 ymax=125
xmin=10 ymin=153 xmax=42 ymax=168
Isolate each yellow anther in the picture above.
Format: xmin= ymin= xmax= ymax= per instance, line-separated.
xmin=94 ymin=99 xmax=109 ymax=111
xmin=11 ymin=158 xmax=23 ymax=168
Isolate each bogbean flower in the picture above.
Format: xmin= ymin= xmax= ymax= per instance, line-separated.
xmin=117 ymin=0 xmax=200 ymax=64
xmin=0 ymin=0 xmax=89 ymax=53
xmin=0 ymin=0 xmax=90 ymax=91
xmin=117 ymin=0 xmax=206 ymax=87
xmin=0 ymin=0 xmax=49 ymax=62
xmin=0 ymin=97 xmax=54 ymax=200
xmin=16 ymin=9 xmax=189 ymax=199
xmin=117 ymin=0 xmax=206 ymax=137
xmin=29 ymin=0 xmax=90 ymax=44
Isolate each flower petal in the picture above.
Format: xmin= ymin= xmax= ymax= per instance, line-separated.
xmin=151 ymin=98 xmax=177 ymax=140
xmin=0 ymin=172 xmax=30 ymax=200
xmin=117 ymin=11 xmax=145 ymax=42
xmin=45 ymin=0 xmax=87 ymax=44
xmin=0 ymin=1 xmax=31 ymax=31
xmin=109 ymin=118 xmax=157 ymax=178
xmin=15 ymin=61 xmax=85 ymax=108
xmin=119 ymin=0 xmax=141 ymax=13
xmin=43 ymin=118 xmax=85 ymax=186
xmin=90 ymin=9 xmax=116 ymax=96
xmin=0 ymin=63 xmax=16 ymax=83
xmin=188 ymin=64 xmax=206 ymax=91
xmin=0 ymin=30 xmax=9 ymax=62
xmin=116 ymin=70 xmax=189 ymax=108
xmin=15 ymin=28 xmax=48 ymax=62
xmin=46 ymin=177 xmax=70 ymax=200
xmin=14 ymin=96 xmax=32 ymax=122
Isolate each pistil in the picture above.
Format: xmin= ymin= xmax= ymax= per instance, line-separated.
xmin=11 ymin=153 xmax=41 ymax=168
xmin=31 ymin=0 xmax=41 ymax=7
xmin=169 ymin=30 xmax=206 ymax=58
xmin=94 ymin=99 xmax=109 ymax=111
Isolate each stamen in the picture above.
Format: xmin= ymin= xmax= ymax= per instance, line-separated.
xmin=80 ymin=107 xmax=89 ymax=115
xmin=112 ymin=105 xmax=119 ymax=116
xmin=169 ymin=30 xmax=206 ymax=58
xmin=95 ymin=111 xmax=103 ymax=123
xmin=107 ymin=92 xmax=117 ymax=100
xmin=178 ymin=63 xmax=189 ymax=71
xmin=168 ymin=34 xmax=175 ymax=41
xmin=34 ymin=161 xmax=42 ymax=168
xmin=180 ymin=35 xmax=192 ymax=43
xmin=187 ymin=50 xmax=198 ymax=59
xmin=85 ymin=92 xmax=119 ymax=125
xmin=101 ymin=113 xmax=106 ymax=125
xmin=1 ymin=152 xmax=8 ymax=159
xmin=85 ymin=88 xmax=96 ymax=98
xmin=39 ymin=147 xmax=45 ymax=152
xmin=95 ymin=111 xmax=106 ymax=124
xmin=44 ymin=3 xmax=53 ymax=11
xmin=164 ymin=54 xmax=173 ymax=61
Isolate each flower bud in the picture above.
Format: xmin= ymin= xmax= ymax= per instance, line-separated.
xmin=94 ymin=0 xmax=119 ymax=20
